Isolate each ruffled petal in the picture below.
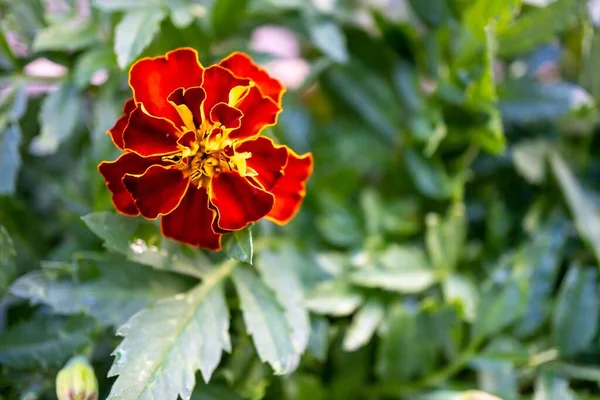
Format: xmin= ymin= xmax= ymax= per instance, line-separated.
xmin=228 ymin=86 xmax=280 ymax=140
xmin=161 ymin=185 xmax=222 ymax=250
xmin=98 ymin=152 xmax=163 ymax=216
xmin=107 ymin=98 xmax=135 ymax=150
xmin=236 ymin=136 xmax=287 ymax=190
xmin=202 ymin=65 xmax=249 ymax=120
xmin=129 ymin=48 xmax=204 ymax=126
xmin=219 ymin=52 xmax=285 ymax=104
xmin=210 ymin=102 xmax=243 ymax=129
xmin=168 ymin=87 xmax=206 ymax=128
xmin=122 ymin=106 xmax=182 ymax=156
xmin=122 ymin=165 xmax=189 ymax=219
xmin=266 ymin=151 xmax=313 ymax=225
xmin=210 ymin=171 xmax=274 ymax=231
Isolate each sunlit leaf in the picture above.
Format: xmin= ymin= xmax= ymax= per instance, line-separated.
xmin=114 ymin=9 xmax=166 ymax=69
xmin=107 ymin=261 xmax=234 ymax=400
xmin=343 ymin=298 xmax=385 ymax=352
xmin=232 ymin=266 xmax=299 ymax=375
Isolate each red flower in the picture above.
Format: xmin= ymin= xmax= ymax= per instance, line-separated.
xmin=99 ymin=48 xmax=313 ymax=250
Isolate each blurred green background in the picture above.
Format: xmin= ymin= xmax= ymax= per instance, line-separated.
xmin=2 ymin=0 xmax=600 ymax=399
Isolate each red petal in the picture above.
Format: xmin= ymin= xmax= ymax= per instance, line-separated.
xmin=122 ymin=106 xmax=182 ymax=156
xmin=122 ymin=165 xmax=189 ymax=219
xmin=129 ymin=48 xmax=203 ymax=126
xmin=229 ymin=86 xmax=280 ymax=140
xmin=202 ymin=65 xmax=249 ymax=120
xmin=177 ymin=130 xmax=197 ymax=150
xmin=266 ymin=151 xmax=313 ymax=225
xmin=168 ymin=86 xmax=206 ymax=127
xmin=161 ymin=185 xmax=222 ymax=250
xmin=98 ymin=152 xmax=163 ymax=216
xmin=210 ymin=102 xmax=243 ymax=129
xmin=236 ymin=136 xmax=287 ymax=190
xmin=219 ymin=52 xmax=285 ymax=104
xmin=209 ymin=171 xmax=274 ymax=231
xmin=107 ymin=99 xmax=136 ymax=150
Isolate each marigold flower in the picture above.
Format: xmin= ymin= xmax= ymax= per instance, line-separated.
xmin=98 ymin=48 xmax=313 ymax=250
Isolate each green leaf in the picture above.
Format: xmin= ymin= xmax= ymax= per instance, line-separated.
xmin=30 ymin=82 xmax=80 ymax=156
xmin=223 ymin=225 xmax=253 ymax=264
xmin=82 ymin=212 xmax=210 ymax=278
xmin=512 ymin=139 xmax=549 ymax=184
xmin=533 ymin=374 xmax=577 ymax=400
xmin=32 ymin=21 xmax=99 ymax=52
xmin=255 ymin=248 xmax=310 ymax=354
xmin=191 ymin=382 xmax=241 ymax=400
xmin=442 ymin=274 xmax=478 ymax=322
xmin=10 ymin=253 xmax=189 ymax=327
xmin=408 ymin=0 xmax=450 ymax=28
xmin=114 ymin=9 xmax=166 ymax=69
xmin=107 ymin=261 xmax=234 ymax=400
xmin=514 ymin=218 xmax=567 ymax=337
xmin=464 ymin=26 xmax=505 ymax=154
xmin=0 ymin=315 xmax=94 ymax=369
xmin=551 ymin=153 xmax=600 ymax=265
xmin=305 ymin=281 xmax=363 ymax=316
xmin=552 ymin=263 xmax=598 ymax=356
xmin=93 ymin=0 xmax=164 ymax=11
xmin=376 ymin=304 xmax=435 ymax=381
xmin=425 ymin=203 xmax=467 ymax=272
xmin=343 ymin=298 xmax=385 ymax=352
xmin=404 ymin=148 xmax=452 ymax=199
xmin=211 ymin=0 xmax=248 ymax=38
xmin=473 ymin=265 xmax=528 ymax=339
xmin=73 ymin=47 xmax=116 ymax=88
xmin=167 ymin=0 xmax=195 ymax=28
xmin=232 ymin=266 xmax=299 ymax=375
xmin=350 ymin=245 xmax=436 ymax=293
xmin=307 ymin=317 xmax=329 ymax=361
xmin=306 ymin=19 xmax=348 ymax=64
xmin=0 ymin=124 xmax=22 ymax=195
xmin=497 ymin=0 xmax=578 ymax=57
xmin=0 ymin=226 xmax=16 ymax=297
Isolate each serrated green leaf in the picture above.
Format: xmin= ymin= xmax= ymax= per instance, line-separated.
xmin=223 ymin=225 xmax=253 ymax=264
xmin=107 ymin=261 xmax=234 ymax=400
xmin=551 ymin=153 xmax=600 ymax=265
xmin=552 ymin=264 xmax=598 ymax=356
xmin=0 ymin=315 xmax=94 ymax=369
xmin=32 ymin=21 xmax=99 ymax=52
xmin=10 ymin=254 xmax=188 ymax=327
xmin=350 ymin=245 xmax=436 ymax=293
xmin=115 ymin=9 xmax=166 ymax=69
xmin=30 ymin=82 xmax=80 ymax=156
xmin=0 ymin=226 xmax=16 ymax=297
xmin=232 ymin=266 xmax=299 ymax=375
xmin=255 ymin=248 xmax=310 ymax=354
xmin=343 ymin=298 xmax=385 ymax=352
xmin=305 ymin=281 xmax=363 ymax=316
xmin=81 ymin=212 xmax=210 ymax=278
xmin=0 ymin=124 xmax=22 ymax=195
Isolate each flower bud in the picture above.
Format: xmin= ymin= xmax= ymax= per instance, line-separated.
xmin=56 ymin=356 xmax=98 ymax=400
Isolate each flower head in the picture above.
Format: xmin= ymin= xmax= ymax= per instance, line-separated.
xmin=99 ymin=48 xmax=313 ymax=250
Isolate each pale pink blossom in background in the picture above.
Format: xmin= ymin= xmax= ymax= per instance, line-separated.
xmin=250 ymin=25 xmax=309 ymax=90
xmin=24 ymin=58 xmax=68 ymax=78
xmin=250 ymin=25 xmax=300 ymax=58
xmin=90 ymin=69 xmax=109 ymax=86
